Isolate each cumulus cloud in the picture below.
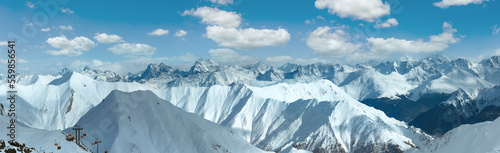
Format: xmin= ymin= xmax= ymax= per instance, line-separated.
xmin=208 ymin=48 xmax=256 ymax=65
xmin=183 ymin=7 xmax=291 ymax=49
xmin=209 ymin=0 xmax=233 ymax=5
xmin=108 ymin=43 xmax=156 ymax=55
xmin=434 ymin=0 xmax=489 ymax=8
xmin=206 ymin=26 xmax=290 ymax=49
xmin=492 ymin=25 xmax=500 ymax=35
xmin=41 ymin=28 xmax=51 ymax=32
xmin=148 ymin=29 xmax=169 ymax=36
xmin=174 ymin=30 xmax=187 ymax=37
xmin=94 ymin=33 xmax=125 ymax=44
xmin=315 ymin=0 xmax=390 ymax=22
xmin=367 ymin=22 xmax=460 ymax=54
xmin=60 ymin=7 xmax=74 ymax=14
xmin=182 ymin=6 xmax=241 ymax=28
xmin=306 ymin=26 xmax=359 ymax=57
xmin=374 ymin=18 xmax=399 ymax=28
xmin=265 ymin=56 xmax=294 ymax=64
xmin=46 ymin=35 xmax=95 ymax=56
xmin=59 ymin=25 xmax=73 ymax=30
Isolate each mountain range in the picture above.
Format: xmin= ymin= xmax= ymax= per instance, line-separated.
xmin=0 ymin=54 xmax=499 ymax=153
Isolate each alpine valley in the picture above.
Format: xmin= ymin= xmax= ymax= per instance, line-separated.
xmin=1 ymin=54 xmax=499 ymax=153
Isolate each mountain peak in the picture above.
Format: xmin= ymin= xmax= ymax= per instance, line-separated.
xmin=52 ymin=67 xmax=72 ymax=76
xmin=189 ymin=59 xmax=221 ymax=73
xmin=83 ymin=65 xmax=91 ymax=71
xmin=245 ymin=62 xmax=270 ymax=74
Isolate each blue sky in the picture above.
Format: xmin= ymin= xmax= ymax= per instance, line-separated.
xmin=1 ymin=0 xmax=499 ymax=74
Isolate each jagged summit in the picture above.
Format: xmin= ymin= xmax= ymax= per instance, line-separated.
xmin=37 ymin=54 xmax=500 ymax=100
xmin=189 ymin=59 xmax=221 ymax=73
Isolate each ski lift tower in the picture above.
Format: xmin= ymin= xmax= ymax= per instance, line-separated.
xmin=72 ymin=125 xmax=83 ymax=144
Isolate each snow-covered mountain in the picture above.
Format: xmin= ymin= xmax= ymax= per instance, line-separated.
xmin=0 ymin=71 xmax=432 ymax=152
xmin=81 ymin=66 xmax=127 ymax=82
xmin=1 ymin=54 xmax=499 ymax=153
xmin=406 ymin=117 xmax=500 ymax=153
xmin=0 ymin=112 xmax=89 ymax=153
xmin=159 ymin=80 xmax=431 ymax=152
xmin=66 ymin=90 xmax=268 ymax=153
xmin=410 ymin=85 xmax=500 ymax=135
xmin=0 ymin=71 xmax=151 ymax=130
xmin=114 ymin=55 xmax=499 ymax=102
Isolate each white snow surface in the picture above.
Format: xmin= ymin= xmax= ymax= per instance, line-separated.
xmin=67 ymin=90 xmax=268 ymax=153
xmin=0 ymin=115 xmax=89 ymax=153
xmin=406 ymin=117 xmax=500 ymax=153
xmin=0 ymin=72 xmax=150 ymax=130
xmin=0 ymin=72 xmax=432 ymax=152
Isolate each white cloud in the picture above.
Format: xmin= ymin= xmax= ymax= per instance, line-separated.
xmin=206 ymin=26 xmax=290 ymax=49
xmin=182 ymin=6 xmax=241 ymax=28
xmin=315 ymin=0 xmax=390 ymax=22
xmin=46 ymin=35 xmax=95 ymax=56
xmin=26 ymin=1 xmax=35 ymax=8
xmin=208 ymin=48 xmax=256 ymax=65
xmin=0 ymin=58 xmax=28 ymax=63
xmin=46 ymin=49 xmax=83 ymax=56
xmin=108 ymin=43 xmax=156 ymax=55
xmin=174 ymin=30 xmax=187 ymax=37
xmin=374 ymin=18 xmax=399 ymax=28
xmin=59 ymin=25 xmax=73 ymax=30
xmin=316 ymin=15 xmax=326 ymax=21
xmin=60 ymin=7 xmax=74 ymax=14
xmin=305 ymin=16 xmax=327 ymax=25
xmin=492 ymin=25 xmax=500 ymax=35
xmin=0 ymin=41 xmax=7 ymax=46
xmin=496 ymin=48 xmax=500 ymax=55
xmin=184 ymin=7 xmax=290 ymax=49
xmin=94 ymin=33 xmax=125 ymax=44
xmin=367 ymin=22 xmax=460 ymax=54
xmin=434 ymin=0 xmax=489 ymax=8
xmin=306 ymin=26 xmax=359 ymax=57
xmin=265 ymin=56 xmax=294 ymax=64
xmin=294 ymin=58 xmax=332 ymax=65
xmin=209 ymin=0 xmax=233 ymax=5
xmin=41 ymin=28 xmax=51 ymax=32
xmin=148 ymin=29 xmax=169 ymax=36
xmin=347 ymin=51 xmax=388 ymax=62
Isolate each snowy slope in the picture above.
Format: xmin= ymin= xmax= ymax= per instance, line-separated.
xmin=406 ymin=117 xmax=500 ymax=153
xmin=0 ymin=114 xmax=89 ymax=153
xmin=67 ymin=90 xmax=269 ymax=153
xmin=0 ymin=72 xmax=151 ymax=130
xmin=410 ymin=85 xmax=500 ymax=135
xmin=1 ymin=71 xmax=432 ymax=152
xmin=159 ymin=80 xmax=431 ymax=152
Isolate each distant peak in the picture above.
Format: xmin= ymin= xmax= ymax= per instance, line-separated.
xmin=83 ymin=65 xmax=91 ymax=71
xmin=190 ymin=59 xmax=221 ymax=73
xmin=426 ymin=53 xmax=451 ymax=61
xmin=194 ymin=59 xmax=218 ymax=65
